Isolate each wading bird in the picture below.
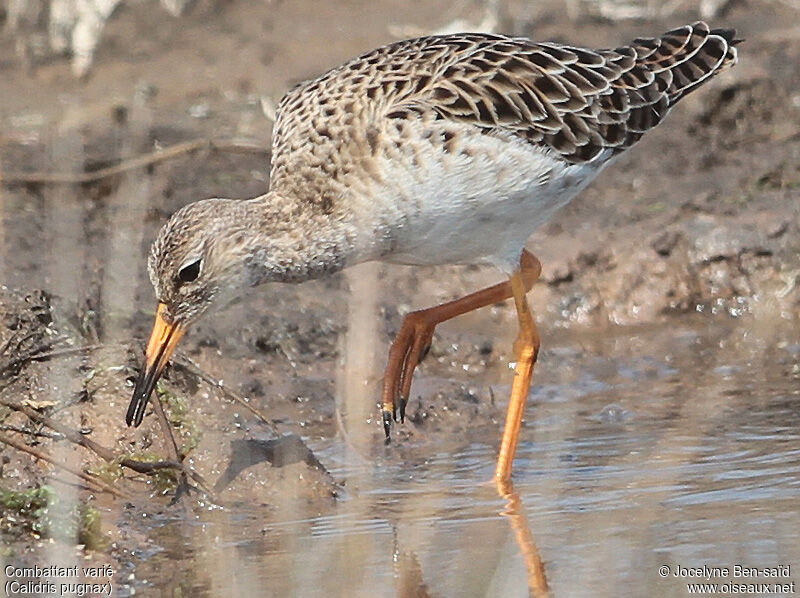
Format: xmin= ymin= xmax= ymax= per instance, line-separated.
xmin=127 ymin=22 xmax=738 ymax=480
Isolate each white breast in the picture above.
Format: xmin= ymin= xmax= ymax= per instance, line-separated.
xmin=348 ymin=122 xmax=612 ymax=273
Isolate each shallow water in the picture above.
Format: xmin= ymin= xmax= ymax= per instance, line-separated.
xmin=117 ymin=319 xmax=800 ymax=597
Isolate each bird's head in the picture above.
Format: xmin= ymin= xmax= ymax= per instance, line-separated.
xmin=126 ymin=198 xmax=255 ymax=427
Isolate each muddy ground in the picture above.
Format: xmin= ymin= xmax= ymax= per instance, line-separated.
xmin=0 ymin=1 xmax=799 ymax=596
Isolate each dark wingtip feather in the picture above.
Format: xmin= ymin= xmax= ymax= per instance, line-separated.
xmin=654 ymin=22 xmax=740 ymax=105
xmin=710 ymin=27 xmax=738 ymax=44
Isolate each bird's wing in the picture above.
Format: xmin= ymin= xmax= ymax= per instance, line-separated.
xmin=379 ymin=22 xmax=737 ymax=163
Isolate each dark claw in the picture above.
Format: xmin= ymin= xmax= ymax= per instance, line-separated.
xmin=382 ymin=410 xmax=392 ymax=441
xmin=420 ymin=344 xmax=432 ymax=362
xmin=398 ymin=396 xmax=407 ymax=423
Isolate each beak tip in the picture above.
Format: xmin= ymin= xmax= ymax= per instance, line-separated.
xmin=125 ymin=389 xmax=145 ymax=427
xmin=125 ymin=303 xmax=186 ymax=428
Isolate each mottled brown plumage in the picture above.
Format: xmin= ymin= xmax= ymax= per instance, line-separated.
xmin=271 ymin=21 xmax=738 ymax=191
xmin=129 ymin=23 xmax=738 ymax=479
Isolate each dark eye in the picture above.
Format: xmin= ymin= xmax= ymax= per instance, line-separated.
xmin=177 ymin=259 xmax=202 ymax=283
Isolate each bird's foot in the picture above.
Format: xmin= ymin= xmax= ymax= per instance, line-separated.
xmin=381 ymin=310 xmax=436 ymax=439
xmin=381 ymin=396 xmax=409 ymax=440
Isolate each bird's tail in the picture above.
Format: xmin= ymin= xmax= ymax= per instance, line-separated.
xmin=630 ymin=21 xmax=740 ymax=106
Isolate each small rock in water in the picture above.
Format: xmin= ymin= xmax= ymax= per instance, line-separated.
xmin=189 ymin=103 xmax=212 ymax=119
xmin=713 ymin=365 xmax=740 ymax=377
xmin=594 ymin=403 xmax=631 ymax=424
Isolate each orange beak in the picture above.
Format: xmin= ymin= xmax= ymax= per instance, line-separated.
xmin=126 ymin=303 xmax=186 ymax=427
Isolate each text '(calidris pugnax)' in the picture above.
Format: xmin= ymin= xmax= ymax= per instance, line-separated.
xmin=127 ymin=22 xmax=739 ymax=481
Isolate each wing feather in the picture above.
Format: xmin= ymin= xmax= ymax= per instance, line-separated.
xmin=373 ymin=22 xmax=738 ymax=162
xmin=271 ymin=22 xmax=739 ymax=184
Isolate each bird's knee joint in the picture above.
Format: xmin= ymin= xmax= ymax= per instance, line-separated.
xmin=404 ymin=309 xmax=436 ymax=331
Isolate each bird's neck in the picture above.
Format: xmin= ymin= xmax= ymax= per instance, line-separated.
xmin=239 ymin=191 xmax=355 ymax=285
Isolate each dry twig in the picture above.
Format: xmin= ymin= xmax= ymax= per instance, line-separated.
xmin=0 ymin=396 xmax=213 ymax=496
xmin=0 ymin=339 xmax=215 ymax=497
xmin=173 ymin=354 xmax=281 ymax=434
xmin=148 ymin=390 xmax=194 ymax=502
xmin=0 ymin=138 xmax=270 ymax=185
xmin=0 ymin=340 xmax=94 ymax=378
xmin=0 ymin=431 xmax=126 ymax=498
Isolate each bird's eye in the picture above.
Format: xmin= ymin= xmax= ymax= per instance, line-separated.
xmin=177 ymin=259 xmax=202 ymax=283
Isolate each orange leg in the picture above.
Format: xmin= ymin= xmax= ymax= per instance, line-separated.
xmin=381 ymin=251 xmax=542 ymax=479
xmin=495 ymin=270 xmax=540 ymax=481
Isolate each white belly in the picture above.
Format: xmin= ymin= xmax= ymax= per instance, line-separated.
xmin=349 ymin=123 xmax=612 ymax=272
